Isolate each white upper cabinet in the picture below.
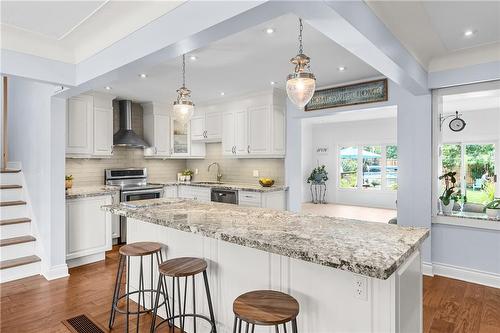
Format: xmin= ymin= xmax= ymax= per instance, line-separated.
xmin=220 ymin=89 xmax=286 ymax=158
xmin=190 ymin=108 xmax=222 ymax=142
xmin=142 ymin=103 xmax=171 ymax=158
xmin=66 ymin=93 xmax=114 ymax=158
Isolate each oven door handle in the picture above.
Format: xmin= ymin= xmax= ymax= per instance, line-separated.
xmin=121 ymin=188 xmax=164 ymax=195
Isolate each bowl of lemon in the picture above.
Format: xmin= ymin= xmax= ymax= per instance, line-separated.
xmin=259 ymin=178 xmax=275 ymax=187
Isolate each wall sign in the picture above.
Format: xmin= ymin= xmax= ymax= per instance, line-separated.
xmin=305 ymin=78 xmax=388 ymax=111
xmin=316 ymin=146 xmax=329 ymax=155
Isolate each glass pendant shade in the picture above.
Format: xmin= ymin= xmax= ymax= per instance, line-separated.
xmin=172 ymin=99 xmax=194 ymax=125
xmin=286 ymin=72 xmax=316 ymax=108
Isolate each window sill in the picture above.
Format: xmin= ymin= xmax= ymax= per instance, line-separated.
xmin=433 ymin=213 xmax=500 ymax=231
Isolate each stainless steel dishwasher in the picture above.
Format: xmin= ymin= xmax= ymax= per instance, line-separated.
xmin=210 ymin=189 xmax=238 ymax=204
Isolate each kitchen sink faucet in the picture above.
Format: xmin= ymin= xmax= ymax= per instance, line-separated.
xmin=208 ymin=162 xmax=222 ymax=182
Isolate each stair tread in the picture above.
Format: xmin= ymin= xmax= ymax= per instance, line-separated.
xmin=0 ymin=185 xmax=22 ymax=190
xmin=0 ymin=169 xmax=21 ymax=173
xmin=0 ymin=235 xmax=36 ymax=247
xmin=0 ymin=200 xmax=27 ymax=207
xmin=0 ymin=218 xmax=31 ymax=226
xmin=0 ymin=255 xmax=40 ymax=270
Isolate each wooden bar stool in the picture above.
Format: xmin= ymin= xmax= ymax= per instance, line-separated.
xmin=151 ymin=257 xmax=217 ymax=333
xmin=232 ymin=290 xmax=299 ymax=333
xmin=109 ymin=242 xmax=169 ymax=333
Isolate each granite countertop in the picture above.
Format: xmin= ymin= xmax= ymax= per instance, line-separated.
xmin=66 ymin=185 xmax=120 ymax=199
xmin=162 ymin=181 xmax=288 ymax=193
xmin=103 ymin=198 xmax=429 ymax=279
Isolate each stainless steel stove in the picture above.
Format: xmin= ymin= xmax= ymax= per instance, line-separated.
xmin=105 ymin=168 xmax=163 ymax=243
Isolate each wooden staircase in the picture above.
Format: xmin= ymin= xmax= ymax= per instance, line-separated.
xmin=0 ymin=168 xmax=41 ymax=283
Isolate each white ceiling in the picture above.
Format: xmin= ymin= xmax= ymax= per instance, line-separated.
xmin=0 ymin=0 xmax=184 ymax=63
xmin=443 ymin=89 xmax=500 ymax=113
xmin=95 ymin=14 xmax=381 ymax=105
xmin=366 ymin=0 xmax=500 ymax=70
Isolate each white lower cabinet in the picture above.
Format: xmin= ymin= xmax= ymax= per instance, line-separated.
xmin=66 ymin=195 xmax=112 ymax=267
xmin=164 ymin=186 xmax=178 ymax=198
xmin=177 ymin=186 xmax=211 ymax=202
xmin=239 ymin=190 xmax=286 ymax=210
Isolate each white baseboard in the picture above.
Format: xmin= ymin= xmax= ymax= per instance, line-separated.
xmin=432 ymin=262 xmax=500 ymax=288
xmin=42 ymin=263 xmax=69 ymax=281
xmin=423 ymin=262 xmax=434 ymax=277
xmin=67 ymin=252 xmax=105 ymax=269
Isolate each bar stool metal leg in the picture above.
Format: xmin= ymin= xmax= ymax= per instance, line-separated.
xmin=203 ymin=270 xmax=217 ymax=333
xmin=109 ymin=254 xmax=125 ymax=329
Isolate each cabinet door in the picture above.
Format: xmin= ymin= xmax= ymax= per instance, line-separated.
xmin=190 ymin=115 xmax=205 ymax=141
xmin=222 ymin=111 xmax=235 ymax=156
xmin=66 ymin=196 xmax=112 ymax=259
xmin=93 ymin=107 xmax=113 ymax=156
xmin=248 ymin=106 xmax=270 ymax=155
xmin=154 ymin=114 xmax=170 ymax=156
xmin=272 ymin=107 xmax=285 ymax=155
xmin=205 ymin=111 xmax=222 ymax=140
xmin=171 ymin=119 xmax=190 ymax=156
xmin=67 ymin=95 xmax=93 ymax=155
xmin=235 ymin=109 xmax=248 ymax=155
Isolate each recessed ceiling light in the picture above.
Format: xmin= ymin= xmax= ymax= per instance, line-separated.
xmin=190 ymin=55 xmax=198 ymax=61
xmin=270 ymin=81 xmax=276 ymax=85
xmin=139 ymin=73 xmax=147 ymax=78
xmin=265 ymin=28 xmax=275 ymax=34
xmin=338 ymin=66 xmax=346 ymax=72
xmin=464 ymin=29 xmax=475 ymax=37
xmin=105 ymin=86 xmax=112 ymax=90
xmin=220 ymin=92 xmax=225 ymax=96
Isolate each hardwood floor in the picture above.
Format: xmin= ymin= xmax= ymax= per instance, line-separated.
xmin=423 ymin=275 xmax=500 ymax=333
xmin=1 ymin=246 xmax=499 ymax=333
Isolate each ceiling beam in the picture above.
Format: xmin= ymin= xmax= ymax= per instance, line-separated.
xmin=289 ymin=0 xmax=428 ymax=95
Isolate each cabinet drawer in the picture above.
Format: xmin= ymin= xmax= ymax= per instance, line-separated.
xmin=238 ymin=191 xmax=262 ymax=205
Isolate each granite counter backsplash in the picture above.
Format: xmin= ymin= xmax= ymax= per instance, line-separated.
xmin=103 ymin=198 xmax=429 ymax=279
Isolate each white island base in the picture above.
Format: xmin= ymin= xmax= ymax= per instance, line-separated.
xmin=126 ymin=218 xmax=423 ymax=333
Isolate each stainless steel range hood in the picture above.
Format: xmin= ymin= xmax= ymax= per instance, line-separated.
xmin=113 ymin=100 xmax=149 ymax=148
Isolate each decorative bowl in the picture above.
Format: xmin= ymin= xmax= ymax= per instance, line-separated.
xmin=259 ymin=179 xmax=275 ymax=187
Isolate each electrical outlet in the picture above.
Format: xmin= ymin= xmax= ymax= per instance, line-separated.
xmin=195 ymin=168 xmax=198 ymax=175
xmin=253 ymin=170 xmax=259 ymax=177
xmin=353 ymin=275 xmax=368 ymax=301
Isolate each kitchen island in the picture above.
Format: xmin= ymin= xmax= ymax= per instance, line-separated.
xmin=104 ymin=198 xmax=429 ymax=333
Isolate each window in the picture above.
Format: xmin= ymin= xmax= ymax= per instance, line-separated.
xmin=440 ymin=143 xmax=496 ymax=204
xmin=339 ymin=146 xmax=358 ymax=188
xmin=362 ymin=146 xmax=382 ymax=189
xmin=338 ymin=145 xmax=397 ymax=190
xmin=386 ymin=145 xmax=398 ymax=190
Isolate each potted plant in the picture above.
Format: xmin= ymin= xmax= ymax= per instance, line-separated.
xmin=438 ymin=171 xmax=459 ymax=214
xmin=307 ymin=165 xmax=328 ymax=184
xmin=307 ymin=165 xmax=328 ymax=204
xmin=485 ymin=199 xmax=500 ymax=219
xmin=65 ymin=175 xmax=74 ymax=190
xmin=182 ymin=169 xmax=194 ymax=181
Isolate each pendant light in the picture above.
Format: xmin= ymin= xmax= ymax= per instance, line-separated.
xmin=286 ymin=18 xmax=316 ymax=108
xmin=172 ymin=54 xmax=194 ymax=124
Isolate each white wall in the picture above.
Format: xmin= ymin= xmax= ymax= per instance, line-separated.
xmin=7 ymin=76 xmax=68 ymax=279
xmin=286 ymin=79 xmax=433 ymax=265
xmin=305 ymin=117 xmax=397 ymax=209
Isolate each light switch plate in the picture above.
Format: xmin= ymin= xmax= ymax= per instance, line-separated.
xmin=253 ymin=170 xmax=259 ymax=177
xmin=195 ymin=169 xmax=198 ymax=175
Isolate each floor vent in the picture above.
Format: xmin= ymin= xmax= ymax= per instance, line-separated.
xmin=62 ymin=314 xmax=106 ymax=333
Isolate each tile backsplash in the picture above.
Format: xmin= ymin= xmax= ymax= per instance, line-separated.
xmin=66 ymin=101 xmax=285 ymax=187
xmin=186 ymin=143 xmax=284 ymax=185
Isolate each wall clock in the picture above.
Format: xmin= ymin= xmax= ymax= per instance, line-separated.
xmin=440 ymin=111 xmax=466 ymax=132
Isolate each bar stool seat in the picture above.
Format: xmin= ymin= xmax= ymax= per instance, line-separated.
xmin=119 ymin=241 xmax=163 ymax=256
xmin=159 ymin=257 xmax=207 ymax=277
xmin=233 ymin=290 xmax=299 ymax=333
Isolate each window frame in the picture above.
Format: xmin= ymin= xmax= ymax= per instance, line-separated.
xmin=337 ymin=143 xmax=397 ymax=192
